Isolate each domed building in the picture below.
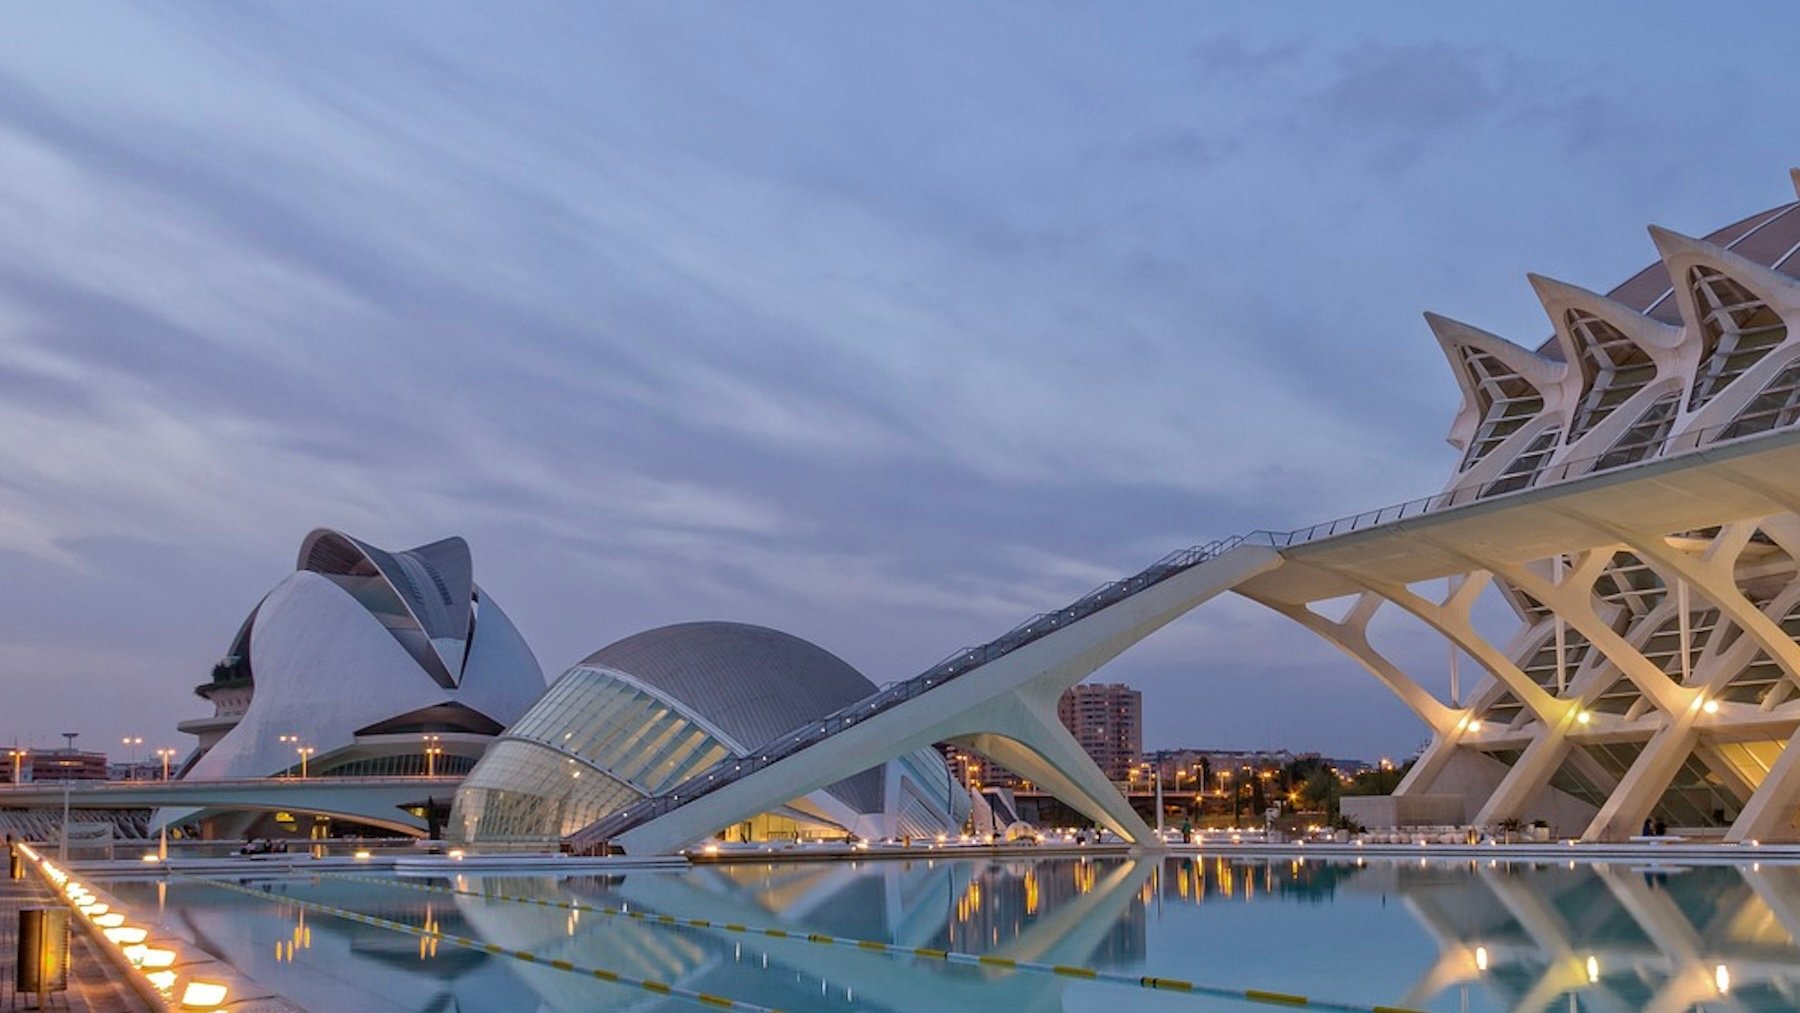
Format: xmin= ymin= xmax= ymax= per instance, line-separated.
xmin=451 ymin=621 xmax=968 ymax=846
xmin=172 ymin=529 xmax=547 ymax=837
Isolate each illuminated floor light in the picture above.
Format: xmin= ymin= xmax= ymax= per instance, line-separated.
xmin=1715 ymin=963 xmax=1730 ymax=994
xmin=103 ymin=926 xmax=148 ymax=945
xmin=124 ymin=944 xmax=176 ymax=967
xmin=179 ymin=980 xmax=229 ymax=1008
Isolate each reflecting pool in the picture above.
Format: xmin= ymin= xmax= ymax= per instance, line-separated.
xmin=102 ymin=854 xmax=1800 ymax=1011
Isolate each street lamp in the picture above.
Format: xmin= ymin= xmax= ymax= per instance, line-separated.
xmin=278 ymin=735 xmax=299 ymax=778
xmin=155 ymin=748 xmax=176 ymax=781
xmin=423 ymin=735 xmax=442 ymax=778
xmin=7 ymin=748 xmax=24 ymax=785
xmin=296 ymin=747 xmax=315 ymax=779
xmin=121 ymin=736 xmax=144 ymax=780
xmin=59 ymin=731 xmax=78 ymax=862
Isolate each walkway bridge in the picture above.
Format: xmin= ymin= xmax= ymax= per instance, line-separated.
xmin=571 ymin=538 xmax=1283 ymax=854
xmin=0 ymin=775 xmax=462 ymax=837
xmin=574 ymin=421 xmax=1800 ymax=854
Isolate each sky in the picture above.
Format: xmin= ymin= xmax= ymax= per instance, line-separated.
xmin=2 ymin=3 xmax=1799 ymax=763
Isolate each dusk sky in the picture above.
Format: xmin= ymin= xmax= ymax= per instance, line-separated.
xmin=4 ymin=4 xmax=1799 ymax=763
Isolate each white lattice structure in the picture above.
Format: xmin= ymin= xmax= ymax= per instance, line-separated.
xmin=1304 ymin=170 xmax=1800 ymax=842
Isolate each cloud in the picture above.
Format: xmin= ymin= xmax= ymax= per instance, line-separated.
xmin=3 ymin=3 xmax=1799 ymax=761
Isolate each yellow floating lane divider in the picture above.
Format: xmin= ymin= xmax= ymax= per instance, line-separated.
xmin=175 ymin=874 xmax=781 ymax=1013
xmin=311 ymin=870 xmax=1428 ymax=1013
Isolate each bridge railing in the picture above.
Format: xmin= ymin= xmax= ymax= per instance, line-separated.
xmin=1267 ymin=416 xmax=1780 ymax=548
xmin=567 ymin=416 xmax=1793 ymax=850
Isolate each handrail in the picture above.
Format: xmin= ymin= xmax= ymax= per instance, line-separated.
xmin=566 ymin=416 xmax=1795 ymax=850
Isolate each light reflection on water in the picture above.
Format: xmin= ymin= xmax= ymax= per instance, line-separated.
xmin=102 ymin=855 xmax=1800 ymax=1012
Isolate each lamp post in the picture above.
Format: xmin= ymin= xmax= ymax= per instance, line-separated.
xmin=151 ymin=746 xmax=177 ymax=860
xmin=296 ymin=747 xmax=314 ymax=779
xmin=121 ymin=736 xmax=143 ymax=780
xmin=7 ymin=748 xmax=23 ymax=784
xmin=278 ymin=735 xmax=298 ymax=778
xmin=1153 ymin=768 xmax=1165 ymax=838
xmin=59 ymin=731 xmax=78 ymax=862
xmin=1219 ymin=769 xmax=1233 ymax=827
xmin=423 ymin=735 xmax=442 ymax=778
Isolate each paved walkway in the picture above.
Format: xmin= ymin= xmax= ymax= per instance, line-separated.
xmin=0 ymin=865 xmax=147 ymax=1012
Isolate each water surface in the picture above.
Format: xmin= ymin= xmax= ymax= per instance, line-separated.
xmin=105 ymin=854 xmax=1798 ymax=1011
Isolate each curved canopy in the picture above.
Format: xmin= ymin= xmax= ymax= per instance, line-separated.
xmin=298 ymin=528 xmax=475 ymax=688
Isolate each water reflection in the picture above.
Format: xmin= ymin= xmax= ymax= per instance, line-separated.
xmin=102 ymin=856 xmax=1800 ymax=1012
xmin=1378 ymin=860 xmax=1800 ymax=1011
xmin=454 ymin=857 xmax=1154 ymax=1012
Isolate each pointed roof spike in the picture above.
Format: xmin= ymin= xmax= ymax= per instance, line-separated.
xmin=1423 ymin=312 xmax=1566 ymax=389
xmin=1646 ymin=223 xmax=1708 ymax=261
xmin=1648 ymin=223 xmax=1800 ymax=317
xmin=1790 ymin=167 xmax=1800 ymax=200
xmin=1526 ymin=272 xmax=1684 ymax=353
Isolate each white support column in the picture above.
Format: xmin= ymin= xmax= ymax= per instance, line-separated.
xmin=1337 ymin=576 xmax=1569 ymax=727
xmin=1481 ymin=552 xmax=1694 ymax=717
xmin=1471 ymin=722 xmax=1576 ymax=826
xmin=1559 ymin=513 xmax=1800 ymax=687
xmin=1582 ymin=713 xmax=1701 ymax=842
xmin=955 ymin=702 xmax=1156 ymax=846
xmin=1725 ymin=719 xmax=1800 ymax=842
xmin=1250 ymin=591 xmax=1460 ymax=734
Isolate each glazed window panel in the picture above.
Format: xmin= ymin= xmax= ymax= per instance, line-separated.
xmin=1566 ymin=310 xmax=1659 ymax=441
xmin=1479 ymin=428 xmax=1562 ymax=498
xmin=608 ymin=712 xmax=690 ymax=787
xmin=1457 ymin=346 xmax=1547 ymax=472
xmin=1688 ymin=266 xmax=1788 ymax=411
xmin=1720 ymin=357 xmax=1800 ymax=440
xmin=1639 ymin=609 xmax=1719 ymax=683
xmin=1593 ymin=394 xmax=1679 ymax=471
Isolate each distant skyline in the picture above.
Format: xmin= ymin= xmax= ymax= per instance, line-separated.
xmin=4 ymin=4 xmax=1800 ymax=760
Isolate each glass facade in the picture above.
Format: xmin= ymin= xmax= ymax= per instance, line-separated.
xmin=450 ymin=666 xmax=734 ymax=844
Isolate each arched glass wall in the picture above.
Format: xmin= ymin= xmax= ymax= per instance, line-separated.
xmin=451 ymin=666 xmax=734 ymax=844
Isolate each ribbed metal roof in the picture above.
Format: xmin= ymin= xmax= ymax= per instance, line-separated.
xmin=580 ymin=621 xmax=876 ymax=752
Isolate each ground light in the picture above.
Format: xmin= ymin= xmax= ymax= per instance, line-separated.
xmin=179 ymin=980 xmax=229 ymax=1008
xmin=15 ymin=840 xmax=252 ymax=1010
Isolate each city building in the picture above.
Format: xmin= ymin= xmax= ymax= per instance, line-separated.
xmin=169 ymin=528 xmax=547 ymax=837
xmin=451 ymin=621 xmax=970 ymax=846
xmin=1056 ymin=683 xmax=1141 ymax=782
xmin=0 ymin=749 xmax=109 ymax=783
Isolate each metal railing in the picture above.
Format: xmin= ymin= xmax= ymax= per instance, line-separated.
xmin=566 ymin=416 xmax=1797 ymax=850
xmin=1262 ymin=415 xmax=1786 ymax=548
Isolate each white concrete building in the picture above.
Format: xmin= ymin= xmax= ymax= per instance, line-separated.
xmin=172 ymin=529 xmax=546 ymax=836
xmin=1334 ymin=171 xmax=1800 ymax=841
